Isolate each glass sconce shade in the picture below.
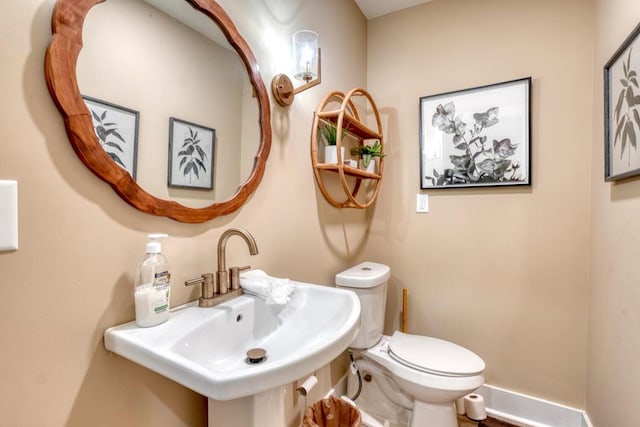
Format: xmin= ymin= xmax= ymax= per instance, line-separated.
xmin=271 ymin=29 xmax=321 ymax=107
xmin=292 ymin=30 xmax=319 ymax=82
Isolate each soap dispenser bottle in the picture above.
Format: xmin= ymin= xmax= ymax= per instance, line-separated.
xmin=134 ymin=233 xmax=171 ymax=327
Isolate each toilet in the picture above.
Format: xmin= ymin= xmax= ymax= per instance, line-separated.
xmin=335 ymin=262 xmax=485 ymax=427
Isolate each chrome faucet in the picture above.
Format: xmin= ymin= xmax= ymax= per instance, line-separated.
xmin=185 ymin=228 xmax=258 ymax=307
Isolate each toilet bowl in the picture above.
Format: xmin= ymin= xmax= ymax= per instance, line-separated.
xmin=336 ymin=262 xmax=485 ymax=427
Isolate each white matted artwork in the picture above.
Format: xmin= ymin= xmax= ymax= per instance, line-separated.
xmin=604 ymin=21 xmax=640 ymax=181
xmin=83 ymin=95 xmax=139 ymax=179
xmin=168 ymin=117 xmax=215 ymax=190
xmin=419 ymin=77 xmax=531 ymax=189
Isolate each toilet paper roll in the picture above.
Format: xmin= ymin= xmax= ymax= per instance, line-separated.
xmin=455 ymin=397 xmax=466 ymax=415
xmin=296 ymin=375 xmax=318 ymax=396
xmin=464 ymin=394 xmax=486 ymax=421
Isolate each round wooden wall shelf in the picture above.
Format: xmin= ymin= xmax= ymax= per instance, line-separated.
xmin=311 ymin=88 xmax=384 ymax=208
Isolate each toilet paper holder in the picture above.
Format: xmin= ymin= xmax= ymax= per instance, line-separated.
xmin=297 ymin=374 xmax=318 ymax=396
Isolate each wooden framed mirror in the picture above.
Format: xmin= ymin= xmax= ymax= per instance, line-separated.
xmin=44 ymin=0 xmax=271 ymax=223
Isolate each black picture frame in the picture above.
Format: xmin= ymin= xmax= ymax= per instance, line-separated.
xmin=168 ymin=117 xmax=215 ymax=190
xmin=82 ymin=95 xmax=139 ymax=179
xmin=419 ymin=77 xmax=531 ymax=189
xmin=604 ymin=22 xmax=640 ymax=181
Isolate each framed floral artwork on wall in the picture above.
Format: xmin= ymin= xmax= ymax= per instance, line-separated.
xmin=604 ymin=22 xmax=640 ymax=181
xmin=419 ymin=77 xmax=531 ymax=189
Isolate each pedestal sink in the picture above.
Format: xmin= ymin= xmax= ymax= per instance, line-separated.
xmin=104 ymin=272 xmax=361 ymax=426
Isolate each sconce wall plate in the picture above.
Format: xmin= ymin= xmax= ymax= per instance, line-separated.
xmin=271 ymin=73 xmax=295 ymax=107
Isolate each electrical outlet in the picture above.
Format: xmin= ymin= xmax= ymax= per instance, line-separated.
xmin=416 ymin=193 xmax=429 ymax=213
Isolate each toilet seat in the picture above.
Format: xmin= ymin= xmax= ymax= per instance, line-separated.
xmin=360 ymin=335 xmax=485 ymax=406
xmin=387 ymin=331 xmax=485 ymax=377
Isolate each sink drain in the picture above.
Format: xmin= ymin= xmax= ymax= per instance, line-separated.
xmin=245 ymin=348 xmax=267 ymax=364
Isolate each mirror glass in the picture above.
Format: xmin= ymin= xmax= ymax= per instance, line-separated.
xmin=76 ymin=0 xmax=260 ymax=209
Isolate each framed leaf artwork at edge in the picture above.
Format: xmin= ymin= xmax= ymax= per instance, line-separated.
xmin=605 ymin=21 xmax=640 ymax=181
xmin=83 ymin=96 xmax=139 ymax=179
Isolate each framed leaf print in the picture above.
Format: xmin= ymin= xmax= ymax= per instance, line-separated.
xmin=419 ymin=78 xmax=531 ymax=189
xmin=82 ymin=96 xmax=139 ymax=179
xmin=605 ymin=22 xmax=640 ymax=181
xmin=168 ymin=117 xmax=215 ymax=190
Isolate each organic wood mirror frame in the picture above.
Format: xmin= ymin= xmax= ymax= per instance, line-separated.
xmin=44 ymin=0 xmax=271 ymax=223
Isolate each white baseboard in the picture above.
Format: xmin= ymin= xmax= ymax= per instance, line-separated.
xmin=476 ymin=385 xmax=591 ymax=427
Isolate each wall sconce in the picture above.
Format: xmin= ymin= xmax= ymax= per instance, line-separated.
xmin=271 ymin=30 xmax=321 ymax=107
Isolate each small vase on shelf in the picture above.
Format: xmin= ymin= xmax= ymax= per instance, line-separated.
xmin=352 ymin=140 xmax=384 ymax=174
xmin=324 ymin=145 xmax=345 ymax=164
xmin=360 ymin=155 xmax=376 ymax=173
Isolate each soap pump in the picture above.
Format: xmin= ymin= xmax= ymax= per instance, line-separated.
xmin=134 ymin=233 xmax=171 ymax=327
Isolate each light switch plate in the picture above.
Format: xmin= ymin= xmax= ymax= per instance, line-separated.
xmin=416 ymin=193 xmax=429 ymax=213
xmin=0 ymin=180 xmax=18 ymax=251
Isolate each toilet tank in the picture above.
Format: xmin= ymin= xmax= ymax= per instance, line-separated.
xmin=335 ymin=262 xmax=391 ymax=349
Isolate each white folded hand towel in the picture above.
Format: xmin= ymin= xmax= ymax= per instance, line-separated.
xmin=240 ymin=269 xmax=294 ymax=305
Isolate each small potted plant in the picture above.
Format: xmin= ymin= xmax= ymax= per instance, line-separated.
xmin=351 ymin=140 xmax=385 ymax=173
xmin=319 ymin=122 xmax=347 ymax=164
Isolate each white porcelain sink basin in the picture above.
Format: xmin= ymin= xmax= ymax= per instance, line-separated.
xmin=104 ymin=274 xmax=360 ymax=400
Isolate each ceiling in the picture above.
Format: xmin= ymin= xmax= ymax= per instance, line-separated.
xmin=354 ymin=0 xmax=432 ymax=19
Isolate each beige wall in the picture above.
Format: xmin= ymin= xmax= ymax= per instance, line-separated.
xmin=588 ymin=0 xmax=640 ymax=426
xmin=365 ymin=0 xmax=593 ymax=408
xmin=0 ymin=0 xmax=366 ymax=426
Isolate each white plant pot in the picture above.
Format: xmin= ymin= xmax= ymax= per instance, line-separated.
xmin=324 ymin=145 xmax=345 ymax=164
xmin=360 ymin=156 xmax=376 ymax=173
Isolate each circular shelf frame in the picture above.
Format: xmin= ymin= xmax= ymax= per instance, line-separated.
xmin=311 ymin=88 xmax=384 ymax=209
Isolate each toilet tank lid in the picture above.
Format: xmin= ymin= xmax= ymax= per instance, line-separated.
xmin=335 ymin=262 xmax=391 ymax=288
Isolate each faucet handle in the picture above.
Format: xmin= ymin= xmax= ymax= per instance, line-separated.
xmin=229 ymin=265 xmax=251 ymax=290
xmin=185 ymin=273 xmax=217 ymax=300
xmin=184 ymin=276 xmax=204 ymax=286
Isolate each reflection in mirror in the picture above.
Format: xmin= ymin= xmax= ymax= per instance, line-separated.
xmin=46 ymin=0 xmax=270 ymax=222
xmin=77 ymin=0 xmax=260 ymax=208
